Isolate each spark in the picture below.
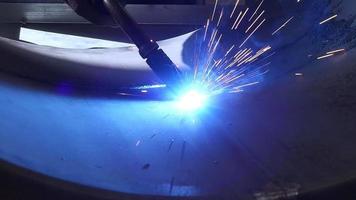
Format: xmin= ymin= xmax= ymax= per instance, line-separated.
xmin=246 ymin=10 xmax=265 ymax=33
xmin=312 ymin=48 xmax=345 ymax=63
xmin=124 ymin=0 xmax=342 ymax=99
xmin=135 ymin=84 xmax=166 ymax=89
xmin=233 ymin=48 xmax=247 ymax=59
xmin=246 ymin=46 xmax=271 ymax=62
xmin=326 ymin=48 xmax=345 ymax=54
xmin=317 ymin=54 xmax=335 ymax=60
xmin=272 ymin=16 xmax=294 ymax=35
xmin=240 ymin=18 xmax=266 ymax=48
xmin=207 ymin=28 xmax=218 ymax=50
xmin=203 ymin=19 xmax=210 ymax=41
xmin=216 ymin=8 xmax=224 ymax=28
xmin=234 ymin=8 xmax=249 ymax=30
xmin=319 ymin=14 xmax=337 ymax=25
xmin=231 ymin=11 xmax=242 ymax=30
xmin=224 ymin=45 xmax=235 ymax=57
xmin=211 ymin=0 xmax=219 ymax=21
xmin=249 ymin=0 xmax=264 ymax=21
xmin=231 ymin=81 xmax=260 ymax=93
xmin=230 ymin=0 xmax=240 ymax=18
xmin=188 ymin=0 xmax=277 ymax=98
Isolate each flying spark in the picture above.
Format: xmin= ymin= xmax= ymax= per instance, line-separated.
xmin=230 ymin=0 xmax=240 ymax=18
xmin=319 ymin=14 xmax=338 ymax=25
xmin=134 ymin=0 xmax=344 ymax=105
xmin=188 ymin=2 xmax=274 ymax=99
xmin=326 ymin=48 xmax=345 ymax=54
xmin=272 ymin=17 xmax=294 ymax=35
xmin=317 ymin=54 xmax=335 ymax=60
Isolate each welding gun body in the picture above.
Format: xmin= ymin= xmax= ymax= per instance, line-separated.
xmin=66 ymin=0 xmax=182 ymax=88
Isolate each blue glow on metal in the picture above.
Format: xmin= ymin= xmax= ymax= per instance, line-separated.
xmin=134 ymin=84 xmax=167 ymax=89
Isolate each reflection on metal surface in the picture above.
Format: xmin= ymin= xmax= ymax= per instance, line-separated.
xmin=254 ymin=183 xmax=300 ymax=200
xmin=19 ymin=27 xmax=130 ymax=49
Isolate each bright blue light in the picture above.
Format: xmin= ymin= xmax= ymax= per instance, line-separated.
xmin=176 ymin=89 xmax=208 ymax=111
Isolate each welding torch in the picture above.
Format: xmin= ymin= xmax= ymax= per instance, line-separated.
xmin=66 ymin=0 xmax=183 ymax=89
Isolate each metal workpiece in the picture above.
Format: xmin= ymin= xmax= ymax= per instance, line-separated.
xmin=2 ymin=0 xmax=356 ymax=199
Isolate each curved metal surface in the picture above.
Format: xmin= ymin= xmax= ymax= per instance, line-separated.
xmin=0 ymin=31 xmax=193 ymax=89
xmin=1 ymin=0 xmax=356 ymax=199
xmin=0 ymin=48 xmax=356 ymax=198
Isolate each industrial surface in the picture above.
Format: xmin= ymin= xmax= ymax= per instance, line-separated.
xmin=1 ymin=0 xmax=356 ymax=199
